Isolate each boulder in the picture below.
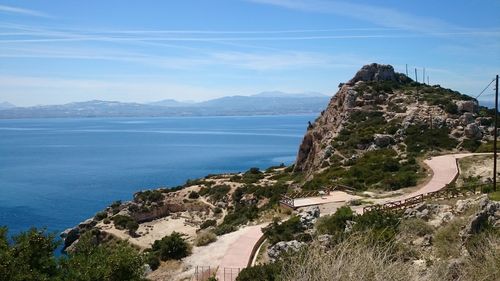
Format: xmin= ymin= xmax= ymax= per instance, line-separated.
xmin=458 ymin=112 xmax=474 ymax=126
xmin=347 ymin=63 xmax=397 ymax=85
xmin=456 ymin=100 xmax=478 ymax=113
xmin=344 ymin=90 xmax=357 ymax=109
xmin=374 ymin=134 xmax=393 ymax=147
xmin=61 ymin=227 xmax=80 ymax=249
xmin=464 ymin=123 xmax=482 ymax=139
xmin=268 ymin=240 xmax=305 ymax=262
xmin=461 ymin=198 xmax=500 ymax=238
xmin=299 ymin=206 xmax=320 ymax=228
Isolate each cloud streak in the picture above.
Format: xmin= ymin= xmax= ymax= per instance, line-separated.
xmin=0 ymin=4 xmax=51 ymax=18
xmin=248 ymin=0 xmax=456 ymax=33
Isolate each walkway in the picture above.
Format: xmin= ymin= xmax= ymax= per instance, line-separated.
xmin=216 ymin=224 xmax=265 ymax=281
xmin=212 ymin=153 xmax=488 ymax=279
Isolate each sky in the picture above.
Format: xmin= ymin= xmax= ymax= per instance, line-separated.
xmin=0 ymin=0 xmax=499 ymax=106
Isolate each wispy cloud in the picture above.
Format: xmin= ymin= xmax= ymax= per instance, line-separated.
xmin=0 ymin=4 xmax=51 ymax=18
xmin=248 ymin=0 xmax=456 ymax=33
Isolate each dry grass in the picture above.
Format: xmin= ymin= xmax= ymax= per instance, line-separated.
xmin=426 ymin=234 xmax=500 ymax=281
xmin=194 ymin=231 xmax=217 ymax=247
xmin=280 ymin=234 xmax=416 ymax=281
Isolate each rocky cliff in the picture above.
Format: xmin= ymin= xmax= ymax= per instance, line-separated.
xmin=295 ymin=63 xmax=492 ymax=178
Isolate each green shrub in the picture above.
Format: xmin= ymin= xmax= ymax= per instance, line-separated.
xmin=151 ymin=232 xmax=191 ymax=261
xmin=112 ymin=215 xmax=138 ymax=232
xmin=200 ymin=219 xmax=217 ymax=229
xmin=237 ymin=262 xmax=281 ymax=281
xmin=306 ymin=149 xmax=420 ymax=191
xmin=194 ymin=231 xmax=217 ymax=246
xmin=398 ymin=218 xmax=434 ymax=237
xmin=316 ymin=206 xmax=354 ymax=238
xmin=199 ymin=185 xmax=231 ymax=202
xmin=134 ymin=190 xmax=164 ymax=203
xmin=264 ymin=216 xmax=304 ymax=245
xmin=353 ymin=210 xmax=400 ymax=243
xmin=188 ymin=191 xmax=200 ymax=199
xmin=95 ymin=211 xmax=108 ymax=221
xmin=146 ymin=253 xmax=160 ymax=271
xmin=405 ymin=124 xmax=457 ymax=154
xmin=0 ymin=227 xmax=145 ymax=281
xmin=462 ymin=139 xmax=481 ymax=152
xmin=214 ymin=205 xmax=259 ymax=235
xmin=213 ymin=207 xmax=222 ymax=214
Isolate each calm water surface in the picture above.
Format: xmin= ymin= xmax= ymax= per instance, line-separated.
xmin=0 ymin=115 xmax=314 ymax=234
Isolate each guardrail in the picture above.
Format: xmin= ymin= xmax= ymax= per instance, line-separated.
xmin=362 ymin=184 xmax=491 ymax=213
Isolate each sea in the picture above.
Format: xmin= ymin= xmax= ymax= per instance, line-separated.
xmin=0 ymin=114 xmax=315 ymax=235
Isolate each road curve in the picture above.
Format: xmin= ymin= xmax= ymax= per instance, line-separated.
xmin=215 ymin=153 xmax=488 ymax=279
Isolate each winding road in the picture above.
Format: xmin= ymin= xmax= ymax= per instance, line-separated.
xmin=205 ymin=153 xmax=486 ymax=281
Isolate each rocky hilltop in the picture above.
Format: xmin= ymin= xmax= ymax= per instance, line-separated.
xmin=295 ymin=63 xmax=492 ymax=178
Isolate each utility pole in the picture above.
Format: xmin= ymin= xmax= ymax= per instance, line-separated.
xmin=415 ymin=68 xmax=418 ymax=82
xmin=423 ymin=68 xmax=426 ymax=84
xmin=427 ymin=76 xmax=430 ymax=85
xmin=406 ymin=64 xmax=408 ymax=76
xmin=494 ymin=75 xmax=499 ymax=192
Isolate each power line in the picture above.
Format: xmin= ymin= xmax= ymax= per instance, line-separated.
xmin=475 ymin=78 xmax=496 ymax=99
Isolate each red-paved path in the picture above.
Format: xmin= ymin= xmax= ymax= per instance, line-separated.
xmin=216 ymin=224 xmax=265 ymax=281
xmin=215 ymin=153 xmax=487 ymax=280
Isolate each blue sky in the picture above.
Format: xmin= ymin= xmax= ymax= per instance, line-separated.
xmin=0 ymin=0 xmax=499 ymax=106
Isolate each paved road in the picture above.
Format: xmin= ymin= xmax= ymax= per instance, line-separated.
xmin=216 ymin=224 xmax=265 ymax=281
xmin=214 ymin=153 xmax=486 ymax=279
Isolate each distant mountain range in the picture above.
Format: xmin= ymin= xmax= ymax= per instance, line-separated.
xmin=0 ymin=92 xmax=331 ymax=119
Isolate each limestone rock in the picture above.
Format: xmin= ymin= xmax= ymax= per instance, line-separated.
xmin=347 ymin=63 xmax=397 ymax=85
xmin=268 ymin=240 xmax=305 ymax=262
xmin=461 ymin=198 xmax=500 ymax=238
xmin=374 ymin=134 xmax=393 ymax=147
xmin=298 ymin=206 xmax=320 ymax=228
xmin=457 ymin=100 xmax=478 ymax=113
xmin=458 ymin=112 xmax=474 ymax=126
xmin=464 ymin=123 xmax=482 ymax=139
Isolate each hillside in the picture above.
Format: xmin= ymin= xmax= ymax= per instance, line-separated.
xmin=6 ymin=63 xmax=498 ymax=281
xmin=294 ymin=63 xmax=497 ymax=190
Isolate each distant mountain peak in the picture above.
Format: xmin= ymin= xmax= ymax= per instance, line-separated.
xmin=0 ymin=102 xmax=16 ymax=110
xmin=252 ymin=91 xmax=327 ymax=98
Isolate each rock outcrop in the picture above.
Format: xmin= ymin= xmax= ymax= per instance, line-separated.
xmin=293 ymin=63 xmax=493 ymax=176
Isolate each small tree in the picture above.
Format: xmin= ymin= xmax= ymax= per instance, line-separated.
xmin=151 ymin=232 xmax=190 ymax=261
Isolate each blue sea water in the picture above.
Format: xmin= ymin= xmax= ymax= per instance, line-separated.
xmin=0 ymin=115 xmax=315 ymax=235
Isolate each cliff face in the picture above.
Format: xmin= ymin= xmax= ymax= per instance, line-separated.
xmin=294 ymin=63 xmax=488 ymax=177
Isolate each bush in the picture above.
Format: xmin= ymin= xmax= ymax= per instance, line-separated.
xmin=194 ymin=231 xmax=217 ymax=246
xmin=0 ymin=227 xmax=145 ymax=281
xmin=146 ymin=253 xmax=160 ymax=271
xmin=200 ymin=219 xmax=217 ymax=229
xmin=213 ymin=207 xmax=222 ymax=214
xmin=305 ymin=148 xmax=420 ymax=191
xmin=188 ymin=191 xmax=200 ymax=199
xmin=316 ymin=206 xmax=354 ymax=238
xmin=353 ymin=210 xmax=400 ymax=243
xmin=199 ymin=185 xmax=231 ymax=202
xmin=134 ymin=190 xmax=164 ymax=203
xmin=151 ymin=232 xmax=191 ymax=261
xmin=398 ymin=218 xmax=434 ymax=237
xmin=112 ymin=215 xmax=138 ymax=231
xmin=94 ymin=211 xmax=108 ymax=221
xmin=405 ymin=124 xmax=457 ymax=154
xmin=237 ymin=263 xmax=281 ymax=281
xmin=264 ymin=216 xmax=304 ymax=245
xmin=214 ymin=205 xmax=259 ymax=235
